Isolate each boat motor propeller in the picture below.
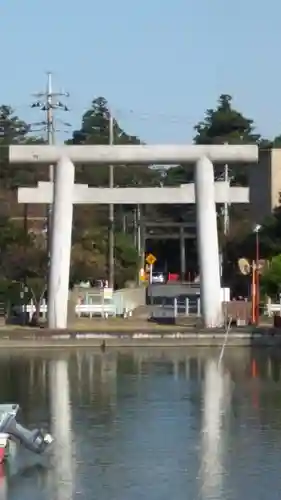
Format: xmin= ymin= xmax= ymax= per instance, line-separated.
xmin=0 ymin=409 xmax=53 ymax=456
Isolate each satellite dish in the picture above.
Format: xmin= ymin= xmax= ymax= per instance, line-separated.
xmin=238 ymin=257 xmax=251 ymax=275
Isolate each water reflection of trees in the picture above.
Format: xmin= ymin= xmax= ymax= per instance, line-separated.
xmin=68 ymin=351 xmax=117 ymax=431
xmin=2 ymin=348 xmax=281 ymax=435
xmin=0 ymin=354 xmax=49 ymax=424
xmin=233 ymin=350 xmax=281 ymax=432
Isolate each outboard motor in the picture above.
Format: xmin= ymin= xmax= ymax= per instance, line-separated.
xmin=0 ymin=408 xmax=53 ymax=455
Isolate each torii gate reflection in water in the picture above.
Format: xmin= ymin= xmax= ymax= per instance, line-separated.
xmin=9 ymin=144 xmax=258 ymax=329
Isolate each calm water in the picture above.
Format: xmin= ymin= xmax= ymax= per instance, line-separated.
xmin=0 ymin=347 xmax=280 ymax=499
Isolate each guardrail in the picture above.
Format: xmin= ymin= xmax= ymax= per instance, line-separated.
xmin=175 ymin=297 xmax=201 ymax=316
xmin=150 ymin=297 xmax=201 ymax=319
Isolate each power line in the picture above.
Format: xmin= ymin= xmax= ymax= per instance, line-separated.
xmin=6 ymin=101 xmax=196 ymax=124
xmin=113 ymin=107 xmax=197 ymax=125
xmin=31 ymin=72 xmax=70 ymax=151
xmin=30 ymin=72 xmax=70 ymax=249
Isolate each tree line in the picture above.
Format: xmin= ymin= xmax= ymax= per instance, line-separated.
xmin=1 ymin=93 xmax=281 ymax=301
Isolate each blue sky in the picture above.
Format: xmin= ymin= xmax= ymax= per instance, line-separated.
xmin=2 ymin=0 xmax=281 ymax=144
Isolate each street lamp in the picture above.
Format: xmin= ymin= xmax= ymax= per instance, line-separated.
xmin=253 ymin=224 xmax=261 ymax=324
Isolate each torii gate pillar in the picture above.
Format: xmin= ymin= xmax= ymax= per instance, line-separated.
xmin=195 ymin=156 xmax=221 ymax=328
xmin=48 ymin=157 xmax=75 ymax=329
xmin=10 ymin=144 xmax=258 ymax=329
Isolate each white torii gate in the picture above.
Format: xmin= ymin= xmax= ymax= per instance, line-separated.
xmin=9 ymin=144 xmax=258 ymax=329
xmin=18 ymin=181 xmax=249 ymax=205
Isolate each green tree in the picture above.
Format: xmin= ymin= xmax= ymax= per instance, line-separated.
xmin=261 ymin=254 xmax=281 ymax=298
xmin=71 ymin=96 xmax=139 ymax=146
xmin=0 ymin=216 xmax=48 ymax=319
xmin=235 ymin=208 xmax=281 ymax=262
xmin=193 ymin=94 xmax=264 ymax=186
xmin=162 ymin=93 xmax=265 ymax=226
xmin=68 ymin=96 xmax=159 ymax=187
xmin=163 ymin=94 xmax=265 ymax=188
xmin=114 ymin=232 xmax=139 ymax=288
xmin=1 ymin=244 xmax=47 ymax=283
xmin=0 ymin=106 xmax=45 ymax=189
xmin=194 ymin=94 xmax=262 ymax=145
xmin=0 ymin=105 xmax=28 ymax=188
xmin=68 ymin=96 xmax=161 ymax=270
xmin=70 ymin=241 xmax=107 ymax=285
xmin=271 ymin=134 xmax=281 ymax=148
xmin=0 ymin=214 xmax=28 ymax=251
xmin=191 ymin=94 xmax=270 ymax=286
xmin=163 ymin=165 xmax=193 ymax=186
xmin=222 ymin=208 xmax=281 ymax=295
xmin=70 ymin=226 xmax=139 ymax=288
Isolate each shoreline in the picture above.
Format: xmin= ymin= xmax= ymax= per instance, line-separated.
xmin=0 ymin=325 xmax=280 ymax=348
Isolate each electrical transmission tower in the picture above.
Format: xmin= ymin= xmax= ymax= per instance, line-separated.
xmin=31 ymin=72 xmax=70 ymax=245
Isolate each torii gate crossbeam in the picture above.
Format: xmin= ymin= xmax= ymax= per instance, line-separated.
xmin=18 ymin=182 xmax=249 ymax=204
xmin=9 ymin=144 xmax=258 ymax=330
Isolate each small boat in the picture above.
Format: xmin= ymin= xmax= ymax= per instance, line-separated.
xmin=0 ymin=404 xmax=53 ymax=464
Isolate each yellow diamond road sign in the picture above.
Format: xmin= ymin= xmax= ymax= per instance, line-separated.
xmin=146 ymin=253 xmax=156 ymax=266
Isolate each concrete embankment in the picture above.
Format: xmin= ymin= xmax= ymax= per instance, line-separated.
xmin=0 ymin=320 xmax=280 ymax=348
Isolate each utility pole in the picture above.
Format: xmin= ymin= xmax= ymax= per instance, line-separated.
xmin=218 ymin=144 xmax=230 ymax=280
xmin=31 ymin=72 xmax=69 ymax=250
xmin=223 ymin=162 xmax=230 ymax=236
xmin=220 ymin=152 xmax=232 ymax=281
xmin=108 ymin=112 xmax=114 ymax=289
xmin=222 ymin=141 xmax=230 ymax=236
xmin=137 ymin=204 xmax=141 ymax=256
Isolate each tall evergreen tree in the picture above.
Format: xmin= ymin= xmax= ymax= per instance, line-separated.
xmin=194 ymin=94 xmax=262 ymax=145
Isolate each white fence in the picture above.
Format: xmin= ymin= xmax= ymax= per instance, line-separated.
xmin=265 ymin=299 xmax=281 ymax=317
xmin=20 ymin=299 xmax=130 ymax=320
xmin=17 ymin=288 xmax=228 ymax=320
xmin=22 ymin=298 xmax=199 ymax=320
